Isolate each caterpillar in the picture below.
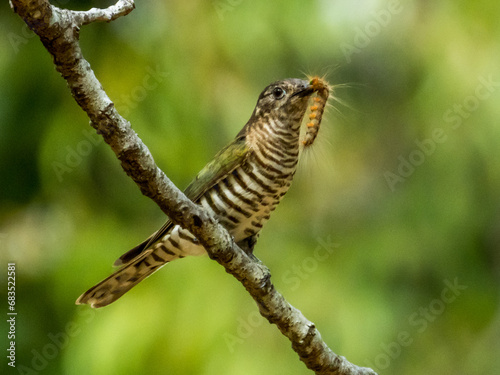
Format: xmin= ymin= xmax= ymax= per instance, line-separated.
xmin=302 ymin=76 xmax=330 ymax=147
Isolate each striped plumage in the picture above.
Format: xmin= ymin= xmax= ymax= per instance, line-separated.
xmin=76 ymin=78 xmax=317 ymax=308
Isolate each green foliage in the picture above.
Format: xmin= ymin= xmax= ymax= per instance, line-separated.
xmin=1 ymin=0 xmax=499 ymax=374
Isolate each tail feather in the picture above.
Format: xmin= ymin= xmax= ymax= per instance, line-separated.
xmin=113 ymin=237 xmax=152 ymax=267
xmin=76 ymin=248 xmax=169 ymax=308
xmin=113 ymin=221 xmax=175 ymax=267
xmin=76 ymin=225 xmax=206 ymax=308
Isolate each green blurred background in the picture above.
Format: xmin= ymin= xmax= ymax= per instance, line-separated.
xmin=1 ymin=0 xmax=499 ymax=374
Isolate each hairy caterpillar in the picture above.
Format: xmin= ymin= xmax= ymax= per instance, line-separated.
xmin=302 ymin=76 xmax=330 ymax=147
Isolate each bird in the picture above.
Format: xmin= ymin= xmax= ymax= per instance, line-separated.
xmin=76 ymin=77 xmax=329 ymax=308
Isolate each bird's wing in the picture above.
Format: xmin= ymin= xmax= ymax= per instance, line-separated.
xmin=183 ymin=135 xmax=249 ymax=202
xmin=113 ymin=135 xmax=249 ymax=266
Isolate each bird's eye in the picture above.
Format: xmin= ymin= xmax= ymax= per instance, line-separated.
xmin=272 ymin=87 xmax=286 ymax=100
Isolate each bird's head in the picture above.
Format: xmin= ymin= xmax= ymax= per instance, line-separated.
xmin=251 ymin=78 xmax=315 ymax=126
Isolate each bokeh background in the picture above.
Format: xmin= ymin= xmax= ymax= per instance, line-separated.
xmin=1 ymin=0 xmax=499 ymax=374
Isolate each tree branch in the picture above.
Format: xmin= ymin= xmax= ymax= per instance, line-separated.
xmin=10 ymin=1 xmax=376 ymax=374
xmin=73 ymin=0 xmax=135 ymax=26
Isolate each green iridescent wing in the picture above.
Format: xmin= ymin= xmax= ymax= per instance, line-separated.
xmin=114 ymin=135 xmax=249 ymax=266
xmin=183 ymin=135 xmax=248 ymax=201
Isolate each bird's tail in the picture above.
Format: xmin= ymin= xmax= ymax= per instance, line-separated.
xmin=76 ymin=225 xmax=206 ymax=308
xmin=75 ymin=246 xmax=170 ymax=308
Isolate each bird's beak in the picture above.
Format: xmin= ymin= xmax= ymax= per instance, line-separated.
xmin=291 ymin=85 xmax=315 ymax=98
